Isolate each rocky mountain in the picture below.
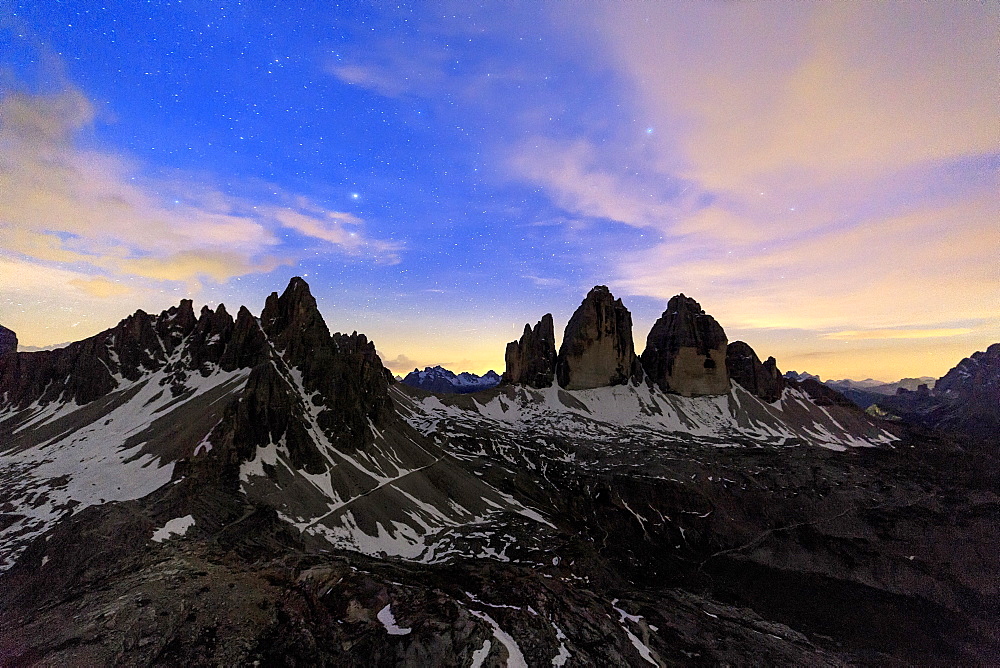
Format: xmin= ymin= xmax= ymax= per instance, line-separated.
xmin=827 ymin=376 xmax=937 ymax=396
xmin=555 ymin=286 xmax=641 ymax=390
xmin=726 ymin=341 xmax=784 ymax=402
xmin=871 ymin=343 xmax=1000 ymax=440
xmin=784 ymin=370 xmax=821 ymax=383
xmin=502 ymin=313 xmax=557 ymax=389
xmin=1 ymin=278 xmax=997 ymax=665
xmin=401 ymin=366 xmax=501 ymax=394
xmin=0 ymin=324 xmax=16 ymax=357
xmin=641 ymin=294 xmax=730 ymax=396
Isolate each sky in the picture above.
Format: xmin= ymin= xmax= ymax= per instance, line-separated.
xmin=0 ymin=1 xmax=997 ymax=382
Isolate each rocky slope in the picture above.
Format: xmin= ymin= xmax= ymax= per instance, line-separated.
xmin=1 ymin=278 xmax=997 ymax=665
xmin=726 ymin=340 xmax=784 ymax=402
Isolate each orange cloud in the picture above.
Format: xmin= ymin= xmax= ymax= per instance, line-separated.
xmin=593 ymin=2 xmax=998 ymax=194
xmin=68 ymin=276 xmax=131 ymax=298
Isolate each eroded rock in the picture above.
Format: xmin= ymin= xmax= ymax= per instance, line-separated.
xmin=726 ymin=341 xmax=784 ymax=402
xmin=503 ymin=314 xmax=557 ymax=389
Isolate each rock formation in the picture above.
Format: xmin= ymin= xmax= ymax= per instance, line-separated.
xmin=726 ymin=341 xmax=784 ymax=402
xmin=0 ymin=325 xmax=16 ymax=357
xmin=502 ymin=314 xmax=557 ymax=388
xmin=556 ymin=286 xmax=641 ymax=390
xmin=875 ymin=342 xmax=1000 ymax=440
xmin=641 ymin=294 xmax=729 ymax=396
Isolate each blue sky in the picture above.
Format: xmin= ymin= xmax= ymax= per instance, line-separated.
xmin=1 ymin=1 xmax=997 ymax=380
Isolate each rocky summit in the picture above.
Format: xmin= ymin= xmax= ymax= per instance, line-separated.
xmin=556 ymin=286 xmax=642 ymax=390
xmin=0 ymin=277 xmax=997 ymax=666
xmin=0 ymin=324 xmax=16 ymax=357
xmin=726 ymin=340 xmax=785 ymax=402
xmin=872 ymin=342 xmax=1000 ymax=440
xmin=642 ymin=294 xmax=730 ymax=397
xmin=502 ymin=313 xmax=557 ymax=389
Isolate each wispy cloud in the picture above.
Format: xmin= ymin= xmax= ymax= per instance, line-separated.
xmin=0 ymin=85 xmax=403 ymax=291
xmin=823 ymin=328 xmax=974 ymax=341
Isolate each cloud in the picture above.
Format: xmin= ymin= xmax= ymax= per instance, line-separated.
xmin=0 ymin=85 xmax=403 ymax=288
xmin=507 ymin=137 xmax=681 ymax=227
xmin=617 ymin=194 xmax=1000 ymax=332
xmin=592 ymin=2 xmax=998 ymax=194
xmin=68 ymin=276 xmax=131 ymax=298
xmin=823 ymin=328 xmax=975 ymax=341
xmin=327 ymin=40 xmax=449 ymax=98
xmin=380 ymin=354 xmax=422 ymax=373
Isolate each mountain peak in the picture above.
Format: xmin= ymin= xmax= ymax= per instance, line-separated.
xmin=641 ymin=294 xmax=729 ymax=396
xmin=401 ymin=365 xmax=501 ymax=394
xmin=555 ymin=286 xmax=641 ymax=390
xmin=503 ymin=313 xmax=556 ymax=389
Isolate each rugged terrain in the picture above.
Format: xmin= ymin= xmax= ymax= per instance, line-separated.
xmin=1 ymin=278 xmax=997 ymax=666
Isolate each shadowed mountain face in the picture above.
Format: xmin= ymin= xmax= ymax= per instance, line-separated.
xmin=871 ymin=343 xmax=1000 ymax=440
xmin=502 ymin=313 xmax=557 ymax=389
xmin=1 ymin=278 xmax=997 ymax=665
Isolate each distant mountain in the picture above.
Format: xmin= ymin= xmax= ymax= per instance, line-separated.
xmin=400 ymin=365 xmax=501 ymax=394
xmin=827 ymin=377 xmax=936 ymax=396
xmin=872 ymin=343 xmax=1000 ymax=440
xmin=783 ymin=369 xmax=821 ymax=382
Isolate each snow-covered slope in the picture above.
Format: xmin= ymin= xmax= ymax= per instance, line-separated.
xmin=396 ymin=381 xmax=897 ymax=454
xmin=0 ymin=331 xmax=250 ymax=570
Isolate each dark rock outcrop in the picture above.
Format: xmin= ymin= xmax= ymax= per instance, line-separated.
xmin=0 ymin=325 xmax=16 ymax=357
xmin=217 ymin=278 xmax=395 ymax=473
xmin=502 ymin=314 xmax=557 ymax=388
xmin=874 ymin=343 xmax=1000 ymax=440
xmin=726 ymin=341 xmax=785 ymax=402
xmin=556 ymin=286 xmax=641 ymax=390
xmin=641 ymin=294 xmax=730 ymax=396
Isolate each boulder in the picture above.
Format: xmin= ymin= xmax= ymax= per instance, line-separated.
xmin=502 ymin=314 xmax=557 ymax=388
xmin=641 ymin=294 xmax=729 ymax=396
xmin=556 ymin=286 xmax=641 ymax=390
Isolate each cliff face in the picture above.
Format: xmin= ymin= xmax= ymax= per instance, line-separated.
xmin=502 ymin=314 xmax=557 ymax=389
xmin=641 ymin=294 xmax=729 ymax=397
xmin=726 ymin=341 xmax=784 ymax=402
xmin=555 ymin=286 xmax=641 ymax=390
xmin=0 ymin=325 xmax=16 ymax=357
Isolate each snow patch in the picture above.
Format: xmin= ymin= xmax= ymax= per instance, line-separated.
xmin=470 ymin=609 xmax=528 ymax=668
xmin=377 ymin=603 xmax=412 ymax=635
xmin=152 ymin=515 xmax=195 ymax=542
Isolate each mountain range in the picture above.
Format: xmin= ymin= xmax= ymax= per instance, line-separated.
xmin=400 ymin=366 xmax=501 ymax=394
xmin=0 ymin=278 xmax=996 ymax=665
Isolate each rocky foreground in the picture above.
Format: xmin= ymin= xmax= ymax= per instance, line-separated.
xmin=0 ymin=278 xmax=997 ymax=665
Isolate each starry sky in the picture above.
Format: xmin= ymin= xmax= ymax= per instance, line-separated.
xmin=1 ymin=1 xmax=997 ymax=382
